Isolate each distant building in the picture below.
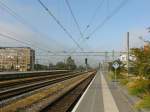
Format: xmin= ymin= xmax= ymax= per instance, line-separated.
xmin=119 ymin=54 xmax=136 ymax=68
xmin=0 ymin=47 xmax=35 ymax=71
xmin=119 ymin=54 xmax=136 ymax=62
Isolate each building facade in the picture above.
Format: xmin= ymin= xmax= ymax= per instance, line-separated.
xmin=0 ymin=47 xmax=35 ymax=71
xmin=119 ymin=54 xmax=136 ymax=62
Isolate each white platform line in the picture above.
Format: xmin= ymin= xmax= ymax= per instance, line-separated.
xmin=71 ymin=73 xmax=97 ymax=112
xmin=101 ymin=73 xmax=119 ymax=112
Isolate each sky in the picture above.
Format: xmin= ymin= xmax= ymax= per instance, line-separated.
xmin=0 ymin=0 xmax=150 ymax=67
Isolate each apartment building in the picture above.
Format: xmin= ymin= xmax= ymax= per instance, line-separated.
xmin=0 ymin=47 xmax=35 ymax=71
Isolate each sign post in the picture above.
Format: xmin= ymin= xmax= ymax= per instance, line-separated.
xmin=112 ymin=61 xmax=119 ymax=82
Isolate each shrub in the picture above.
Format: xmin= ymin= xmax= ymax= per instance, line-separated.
xmin=120 ymin=79 xmax=129 ymax=86
xmin=127 ymin=79 xmax=150 ymax=96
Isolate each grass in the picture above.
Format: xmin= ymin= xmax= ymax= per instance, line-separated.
xmin=136 ymin=95 xmax=150 ymax=109
xmin=128 ymin=87 xmax=145 ymax=96
xmin=126 ymin=79 xmax=150 ymax=110
xmin=108 ymin=71 xmax=114 ymax=80
xmin=117 ymin=72 xmax=150 ymax=110
xmin=120 ymin=78 xmax=129 ymax=86
xmin=108 ymin=71 xmax=127 ymax=83
xmin=127 ymin=79 xmax=150 ymax=97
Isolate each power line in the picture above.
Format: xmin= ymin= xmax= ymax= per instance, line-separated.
xmin=0 ymin=33 xmax=53 ymax=53
xmin=65 ymin=0 xmax=95 ymax=55
xmin=67 ymin=0 xmax=105 ymax=53
xmin=65 ymin=0 xmax=83 ymax=38
xmin=42 ymin=51 xmax=126 ymax=54
xmin=70 ymin=0 xmax=129 ymax=53
xmin=84 ymin=0 xmax=105 ymax=33
xmin=37 ymin=0 xmax=83 ymax=51
xmin=0 ymin=1 xmax=27 ymax=25
xmin=88 ymin=0 xmax=129 ymax=37
xmin=0 ymin=1 xmax=44 ymax=35
xmin=0 ymin=1 xmax=65 ymax=52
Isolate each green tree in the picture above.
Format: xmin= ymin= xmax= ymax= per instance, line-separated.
xmin=11 ymin=64 xmax=15 ymax=71
xmin=130 ymin=48 xmax=150 ymax=79
xmin=66 ymin=56 xmax=76 ymax=70
xmin=49 ymin=63 xmax=54 ymax=70
xmin=77 ymin=65 xmax=85 ymax=71
xmin=56 ymin=62 xmax=66 ymax=70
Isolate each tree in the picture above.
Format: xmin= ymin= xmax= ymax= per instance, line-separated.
xmin=34 ymin=64 xmax=49 ymax=70
xmin=77 ymin=65 xmax=85 ymax=71
xmin=49 ymin=63 xmax=54 ymax=70
xmin=56 ymin=62 xmax=66 ymax=70
xmin=66 ymin=56 xmax=76 ymax=70
xmin=130 ymin=48 xmax=150 ymax=79
xmin=11 ymin=64 xmax=15 ymax=71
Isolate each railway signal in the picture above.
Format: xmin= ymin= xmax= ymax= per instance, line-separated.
xmin=85 ymin=58 xmax=88 ymax=71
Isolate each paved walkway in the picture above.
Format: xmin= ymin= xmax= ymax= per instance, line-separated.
xmin=72 ymin=71 xmax=134 ymax=112
xmin=72 ymin=71 xmax=104 ymax=112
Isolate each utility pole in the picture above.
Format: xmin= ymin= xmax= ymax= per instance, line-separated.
xmin=127 ymin=32 xmax=129 ymax=77
xmin=105 ymin=51 xmax=108 ymax=62
xmin=16 ymin=51 xmax=19 ymax=71
xmin=31 ymin=51 xmax=35 ymax=71
xmin=36 ymin=59 xmax=39 ymax=71
xmin=112 ymin=50 xmax=115 ymax=61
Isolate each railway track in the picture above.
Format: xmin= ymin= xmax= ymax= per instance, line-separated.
xmin=0 ymin=71 xmax=86 ymax=101
xmin=0 ymin=71 xmax=96 ymax=112
xmin=40 ymin=72 xmax=96 ymax=112
xmin=0 ymin=71 xmax=79 ymax=91
xmin=0 ymin=70 xmax=69 ymax=81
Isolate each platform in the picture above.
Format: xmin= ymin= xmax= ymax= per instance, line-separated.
xmin=72 ymin=71 xmax=134 ymax=112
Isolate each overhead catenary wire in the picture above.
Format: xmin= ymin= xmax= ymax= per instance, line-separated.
xmin=88 ymin=0 xmax=129 ymax=37
xmin=0 ymin=1 xmax=42 ymax=38
xmin=0 ymin=1 xmax=27 ymax=26
xmin=0 ymin=33 xmax=53 ymax=53
xmin=68 ymin=0 xmax=105 ymax=53
xmin=70 ymin=0 xmax=129 ymax=54
xmin=65 ymin=0 xmax=83 ymax=38
xmin=83 ymin=0 xmax=105 ymax=33
xmin=64 ymin=0 xmax=95 ymax=57
xmin=0 ymin=1 xmax=65 ymax=52
xmin=37 ymin=0 xmax=83 ymax=51
xmin=65 ymin=0 xmax=92 ymax=55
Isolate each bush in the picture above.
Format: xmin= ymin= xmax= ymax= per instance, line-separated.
xmin=127 ymin=79 xmax=150 ymax=96
xmin=120 ymin=79 xmax=129 ymax=86
xmin=128 ymin=87 xmax=145 ymax=96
